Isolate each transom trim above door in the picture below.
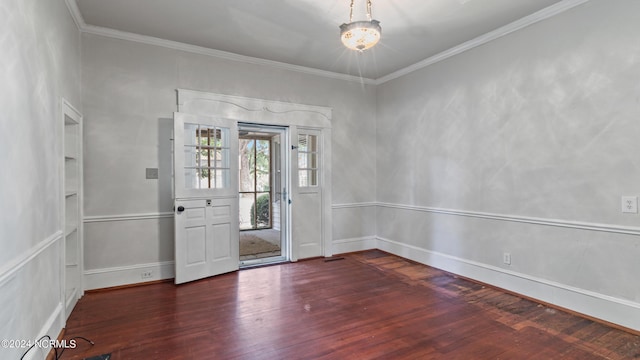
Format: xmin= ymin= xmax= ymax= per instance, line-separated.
xmin=177 ymin=89 xmax=332 ymax=128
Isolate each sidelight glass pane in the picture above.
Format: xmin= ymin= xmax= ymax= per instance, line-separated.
xmin=298 ymin=134 xmax=317 ymax=152
xmin=299 ymin=170 xmax=318 ymax=187
xmin=298 ymin=153 xmax=318 ymax=169
xmin=309 ymin=169 xmax=318 ymax=186
xmin=308 ymin=135 xmax=318 ymax=153
xmin=298 ymin=135 xmax=308 ymax=152
xmin=297 ymin=133 xmax=319 ymax=187
xmin=309 ymin=152 xmax=318 ymax=168
xmin=298 ymin=153 xmax=306 ymax=169
xmin=299 ymin=170 xmax=308 ymax=187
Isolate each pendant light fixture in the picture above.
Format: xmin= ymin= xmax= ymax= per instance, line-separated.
xmin=339 ymin=0 xmax=382 ymax=52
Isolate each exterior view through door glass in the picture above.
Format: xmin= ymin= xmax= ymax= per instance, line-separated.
xmin=238 ymin=124 xmax=289 ymax=267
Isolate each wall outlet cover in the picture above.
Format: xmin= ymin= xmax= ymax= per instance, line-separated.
xmin=621 ymin=196 xmax=638 ymax=214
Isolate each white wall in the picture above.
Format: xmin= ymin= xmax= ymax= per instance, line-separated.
xmin=0 ymin=0 xmax=82 ymax=358
xmin=81 ymin=34 xmax=378 ymax=288
xmin=376 ymin=0 xmax=640 ymax=331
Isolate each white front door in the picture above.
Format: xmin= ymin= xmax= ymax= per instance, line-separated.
xmin=174 ymin=112 xmax=239 ymax=284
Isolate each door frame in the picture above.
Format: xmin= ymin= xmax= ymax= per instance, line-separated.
xmin=177 ymin=89 xmax=333 ymax=260
xmin=238 ymin=122 xmax=291 ymax=267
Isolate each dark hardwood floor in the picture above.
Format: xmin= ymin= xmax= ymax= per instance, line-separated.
xmin=61 ymin=251 xmax=640 ymax=359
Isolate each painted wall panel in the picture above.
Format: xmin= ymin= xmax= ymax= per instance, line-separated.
xmin=84 ymin=218 xmax=174 ymax=270
xmin=375 ymin=0 xmax=640 ymax=329
xmin=0 ymin=0 xmax=81 ymax=356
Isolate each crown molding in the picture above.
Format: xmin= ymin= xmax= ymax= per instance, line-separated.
xmin=375 ymin=0 xmax=590 ymax=85
xmin=64 ymin=0 xmax=86 ymax=30
xmin=64 ymin=0 xmax=588 ymax=86
xmin=64 ymin=0 xmax=377 ymax=86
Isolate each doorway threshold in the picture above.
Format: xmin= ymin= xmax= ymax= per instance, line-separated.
xmin=240 ymin=256 xmax=289 ymax=269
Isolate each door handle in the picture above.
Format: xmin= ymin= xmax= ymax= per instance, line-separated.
xmin=177 ymin=206 xmax=185 ymax=213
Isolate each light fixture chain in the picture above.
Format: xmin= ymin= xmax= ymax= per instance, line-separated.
xmin=349 ymin=0 xmax=355 ymax=22
xmin=367 ymin=0 xmax=372 ymax=21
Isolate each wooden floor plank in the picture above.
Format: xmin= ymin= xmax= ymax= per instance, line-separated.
xmin=60 ymin=251 xmax=640 ymax=359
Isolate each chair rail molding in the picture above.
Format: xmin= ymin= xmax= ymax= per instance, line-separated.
xmin=377 ymin=202 xmax=640 ymax=237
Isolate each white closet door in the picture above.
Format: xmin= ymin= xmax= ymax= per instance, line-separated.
xmin=291 ymin=128 xmax=324 ymax=259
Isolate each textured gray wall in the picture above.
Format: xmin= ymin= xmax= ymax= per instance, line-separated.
xmin=0 ymin=0 xmax=82 ymax=358
xmin=376 ymin=0 xmax=640 ymax=329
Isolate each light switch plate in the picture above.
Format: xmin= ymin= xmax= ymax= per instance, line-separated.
xmin=621 ymin=196 xmax=638 ymax=214
xmin=146 ymin=168 xmax=159 ymax=179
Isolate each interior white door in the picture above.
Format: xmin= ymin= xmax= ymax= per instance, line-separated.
xmin=174 ymin=112 xmax=239 ymax=284
xmin=292 ymin=128 xmax=324 ymax=259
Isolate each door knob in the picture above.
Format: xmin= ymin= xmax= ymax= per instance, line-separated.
xmin=177 ymin=206 xmax=185 ymax=212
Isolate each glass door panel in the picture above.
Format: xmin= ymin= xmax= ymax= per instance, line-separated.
xmin=238 ymin=125 xmax=288 ymax=266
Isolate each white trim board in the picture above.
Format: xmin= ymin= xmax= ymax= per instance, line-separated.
xmin=84 ymin=261 xmax=175 ymax=290
xmin=332 ymin=202 xmax=377 ymax=209
xmin=376 ymin=236 xmax=640 ymax=332
xmin=332 ymin=236 xmax=377 ymax=255
xmin=0 ymin=231 xmax=62 ymax=286
xmin=177 ymin=89 xmax=332 ymax=127
xmin=84 ymin=212 xmax=174 ymax=223
xmin=63 ymin=0 xmax=588 ymax=85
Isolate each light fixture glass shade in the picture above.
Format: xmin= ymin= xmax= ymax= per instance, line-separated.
xmin=340 ymin=20 xmax=381 ymax=52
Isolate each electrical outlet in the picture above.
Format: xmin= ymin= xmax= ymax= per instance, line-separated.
xmin=503 ymin=252 xmax=511 ymax=265
xmin=141 ymin=271 xmax=153 ymax=279
xmin=621 ymin=196 xmax=638 ymax=214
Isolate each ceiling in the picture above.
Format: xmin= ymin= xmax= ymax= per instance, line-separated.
xmin=74 ymin=0 xmax=568 ymax=81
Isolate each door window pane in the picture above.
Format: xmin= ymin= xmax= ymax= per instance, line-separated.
xmin=184 ymin=168 xmax=198 ymax=189
xmin=298 ymin=133 xmax=319 ymax=188
xmin=184 ymin=146 xmax=198 ymax=168
xmin=239 ymin=133 xmax=273 ymax=230
xmin=256 ymin=139 xmax=270 ymax=192
xmin=239 ymin=139 xmax=255 ymax=192
xmin=239 ymin=193 xmax=255 ymax=230
xmin=183 ymin=123 xmax=231 ymax=189
xmin=184 ymin=123 xmax=198 ymax=146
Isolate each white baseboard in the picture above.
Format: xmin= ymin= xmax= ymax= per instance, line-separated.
xmin=376 ymin=236 xmax=640 ymax=332
xmin=84 ymin=261 xmax=175 ymax=290
xmin=332 ymin=236 xmax=377 ymax=255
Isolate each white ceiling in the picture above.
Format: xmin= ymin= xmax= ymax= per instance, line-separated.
xmin=74 ymin=0 xmax=569 ymax=80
